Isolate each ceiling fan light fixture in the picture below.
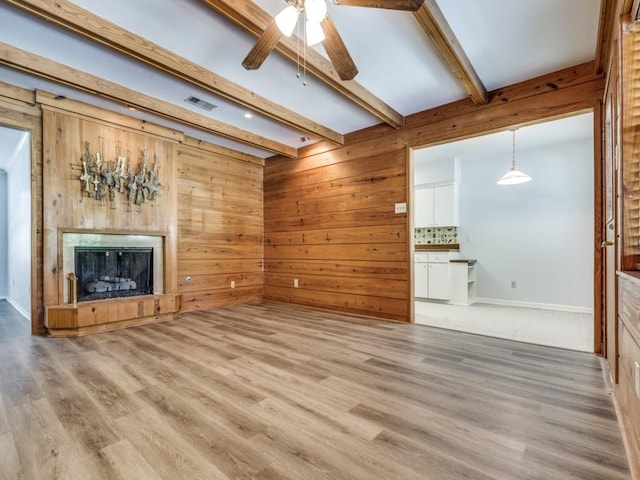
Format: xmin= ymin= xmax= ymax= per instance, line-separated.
xmin=305 ymin=19 xmax=325 ymax=46
xmin=275 ymin=5 xmax=299 ymax=37
xmin=304 ymin=0 xmax=327 ymax=23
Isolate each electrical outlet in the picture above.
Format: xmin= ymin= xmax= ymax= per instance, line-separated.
xmin=511 ymin=281 xmax=516 ymax=288
xmin=294 ymin=278 xmax=299 ymax=288
xmin=230 ymin=280 xmax=235 ymax=289
xmin=635 ymin=361 xmax=640 ymax=399
xmin=394 ymin=202 xmax=407 ymax=214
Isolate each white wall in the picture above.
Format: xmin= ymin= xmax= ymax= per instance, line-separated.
xmin=414 ymin=153 xmax=457 ymax=185
xmin=0 ymin=170 xmax=7 ymax=298
xmin=4 ymin=132 xmax=31 ymax=319
xmin=457 ymin=138 xmax=593 ymax=310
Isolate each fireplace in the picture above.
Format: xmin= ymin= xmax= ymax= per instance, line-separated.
xmin=62 ymin=233 xmax=164 ymax=303
xmin=75 ymin=247 xmax=153 ymax=302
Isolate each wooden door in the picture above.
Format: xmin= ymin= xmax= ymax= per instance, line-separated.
xmin=603 ymin=62 xmax=619 ymax=381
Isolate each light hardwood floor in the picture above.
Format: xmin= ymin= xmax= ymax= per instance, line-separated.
xmin=0 ymin=300 xmax=631 ymax=479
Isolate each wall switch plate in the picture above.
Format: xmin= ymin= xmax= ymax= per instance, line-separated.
xmin=230 ymin=280 xmax=235 ymax=289
xmin=394 ymin=202 xmax=407 ymax=214
xmin=294 ymin=279 xmax=299 ymax=288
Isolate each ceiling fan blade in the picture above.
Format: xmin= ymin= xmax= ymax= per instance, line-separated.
xmin=321 ymin=17 xmax=358 ymax=81
xmin=242 ymin=20 xmax=283 ymax=70
xmin=334 ymin=0 xmax=424 ymax=11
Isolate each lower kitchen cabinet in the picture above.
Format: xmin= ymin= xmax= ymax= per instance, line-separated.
xmin=415 ymin=253 xmax=450 ymax=300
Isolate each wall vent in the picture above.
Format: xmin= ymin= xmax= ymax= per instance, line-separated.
xmin=185 ymin=96 xmax=217 ymax=111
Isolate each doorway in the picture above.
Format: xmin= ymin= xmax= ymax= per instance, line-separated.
xmin=410 ymin=113 xmax=595 ymax=352
xmin=0 ymin=126 xmax=31 ymax=321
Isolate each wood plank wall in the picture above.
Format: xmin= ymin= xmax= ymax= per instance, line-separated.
xmin=176 ymin=139 xmax=263 ymax=311
xmin=264 ymin=148 xmax=409 ymax=321
xmin=35 ymin=100 xmax=264 ymax=330
xmin=264 ymin=62 xmax=605 ymax=322
xmin=41 ymin=107 xmax=179 ymax=312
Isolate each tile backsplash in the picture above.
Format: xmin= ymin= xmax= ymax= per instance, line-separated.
xmin=415 ymin=226 xmax=458 ymax=245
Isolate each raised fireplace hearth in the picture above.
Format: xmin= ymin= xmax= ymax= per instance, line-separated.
xmin=46 ymin=231 xmax=179 ymax=337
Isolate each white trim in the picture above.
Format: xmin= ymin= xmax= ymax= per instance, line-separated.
xmin=475 ymin=297 xmax=593 ymax=314
xmin=6 ymin=296 xmax=30 ymax=321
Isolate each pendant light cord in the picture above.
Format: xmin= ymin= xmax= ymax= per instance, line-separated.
xmin=511 ymin=130 xmax=517 ymax=169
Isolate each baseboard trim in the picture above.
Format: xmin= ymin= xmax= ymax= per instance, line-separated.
xmin=475 ymin=297 xmax=593 ymax=314
xmin=6 ymin=297 xmax=30 ymax=321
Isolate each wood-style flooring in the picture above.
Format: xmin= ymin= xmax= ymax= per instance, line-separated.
xmin=0 ymin=300 xmax=631 ymax=479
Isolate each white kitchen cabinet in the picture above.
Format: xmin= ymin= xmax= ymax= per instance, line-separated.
xmin=433 ymin=185 xmax=454 ymax=226
xmin=414 ymin=184 xmax=456 ymax=227
xmin=414 ymin=253 xmax=450 ymax=300
xmin=415 ymin=262 xmax=429 ymax=298
xmin=449 ymin=260 xmax=477 ymax=305
xmin=427 ymin=262 xmax=450 ymax=299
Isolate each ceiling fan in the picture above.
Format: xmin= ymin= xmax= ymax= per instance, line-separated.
xmin=243 ymin=0 xmax=424 ymax=81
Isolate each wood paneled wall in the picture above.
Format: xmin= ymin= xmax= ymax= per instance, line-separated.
xmin=176 ymin=139 xmax=263 ymax=311
xmin=264 ymin=63 xmax=605 ymax=322
xmin=36 ymin=98 xmax=264 ymax=330
xmin=41 ymin=106 xmax=180 ymax=312
xmin=264 ymin=148 xmax=409 ymax=321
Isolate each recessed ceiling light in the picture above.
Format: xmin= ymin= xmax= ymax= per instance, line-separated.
xmin=185 ymin=96 xmax=217 ymax=111
xmin=244 ymin=112 xmax=253 ymax=119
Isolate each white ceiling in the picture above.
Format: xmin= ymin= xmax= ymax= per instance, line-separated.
xmin=0 ymin=0 xmax=602 ymax=158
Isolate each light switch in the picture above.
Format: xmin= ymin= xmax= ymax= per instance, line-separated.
xmin=395 ymin=202 xmax=407 ymax=214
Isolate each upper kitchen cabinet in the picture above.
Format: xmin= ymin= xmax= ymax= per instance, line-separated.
xmin=413 ymin=153 xmax=459 ymax=228
xmin=415 ymin=184 xmax=457 ymax=227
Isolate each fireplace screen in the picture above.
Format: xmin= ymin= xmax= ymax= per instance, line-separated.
xmin=75 ymin=247 xmax=153 ymax=302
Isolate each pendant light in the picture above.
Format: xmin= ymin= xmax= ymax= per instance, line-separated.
xmin=497 ymin=129 xmax=532 ymax=185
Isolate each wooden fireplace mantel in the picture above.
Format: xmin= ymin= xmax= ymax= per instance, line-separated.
xmin=45 ymin=293 xmax=182 ymax=337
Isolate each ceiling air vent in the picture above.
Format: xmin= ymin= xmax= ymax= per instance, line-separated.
xmin=185 ymin=96 xmax=217 ymax=111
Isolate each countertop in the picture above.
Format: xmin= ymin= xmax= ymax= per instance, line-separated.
xmin=415 ymin=244 xmax=459 ymax=252
xmin=450 ymin=259 xmax=477 ymax=265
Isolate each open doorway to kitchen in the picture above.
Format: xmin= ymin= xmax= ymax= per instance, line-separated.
xmin=0 ymin=125 xmax=31 ymax=323
xmin=411 ymin=113 xmax=595 ymax=352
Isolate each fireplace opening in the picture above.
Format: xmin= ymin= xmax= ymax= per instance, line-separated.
xmin=75 ymin=247 xmax=153 ymax=302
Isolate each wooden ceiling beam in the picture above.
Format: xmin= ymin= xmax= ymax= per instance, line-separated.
xmin=413 ymin=0 xmax=488 ymax=106
xmin=5 ymin=0 xmax=343 ymax=146
xmin=0 ymin=42 xmax=298 ymax=157
xmin=200 ymin=0 xmax=405 ymax=129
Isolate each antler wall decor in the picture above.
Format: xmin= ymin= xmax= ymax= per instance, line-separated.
xmin=79 ymin=141 xmax=160 ymax=209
